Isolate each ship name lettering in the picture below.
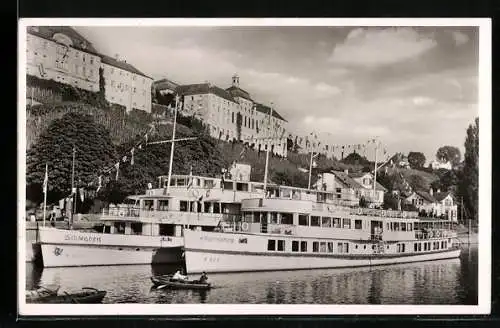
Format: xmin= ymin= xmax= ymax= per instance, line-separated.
xmin=201 ymin=236 xmax=234 ymax=243
xmin=64 ymin=234 xmax=102 ymax=244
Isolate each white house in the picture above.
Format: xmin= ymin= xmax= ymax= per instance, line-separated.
xmin=429 ymin=160 xmax=452 ymax=170
xmin=404 ymin=188 xmax=458 ymax=221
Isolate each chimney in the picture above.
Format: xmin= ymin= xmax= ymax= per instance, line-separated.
xmin=429 ymin=188 xmax=433 ymax=196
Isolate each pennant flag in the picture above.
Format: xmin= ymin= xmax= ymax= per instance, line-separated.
xmin=97 ymin=176 xmax=102 ymax=193
xmin=115 ymin=162 xmax=120 ymax=180
xmin=42 ymin=163 xmax=48 ymax=194
xmin=130 ymin=147 xmax=135 ymax=165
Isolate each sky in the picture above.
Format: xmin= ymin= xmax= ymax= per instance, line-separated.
xmin=75 ymin=25 xmax=479 ymax=163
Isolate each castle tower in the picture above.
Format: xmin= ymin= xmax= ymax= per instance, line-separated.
xmin=232 ymin=74 xmax=240 ymax=87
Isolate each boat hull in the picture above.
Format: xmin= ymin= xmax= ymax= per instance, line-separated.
xmin=38 ymin=227 xmax=183 ymax=267
xmin=183 ymin=230 xmax=462 ymax=274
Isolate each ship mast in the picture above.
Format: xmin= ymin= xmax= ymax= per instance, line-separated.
xmin=165 ymin=94 xmax=180 ymax=195
xmin=372 ymin=136 xmax=379 ymax=198
xmin=263 ymin=103 xmax=273 ymax=193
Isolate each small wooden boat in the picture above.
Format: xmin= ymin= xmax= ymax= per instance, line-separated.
xmin=27 ymin=287 xmax=107 ymax=304
xmin=150 ymin=276 xmax=211 ymax=290
xmin=26 ymin=285 xmax=60 ymax=302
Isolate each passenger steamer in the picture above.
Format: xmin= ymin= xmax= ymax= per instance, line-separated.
xmin=38 ymin=166 xmax=268 ymax=267
xmin=183 ymin=185 xmax=461 ymax=274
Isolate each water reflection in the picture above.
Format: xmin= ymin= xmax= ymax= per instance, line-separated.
xmin=25 ymin=246 xmax=477 ymax=304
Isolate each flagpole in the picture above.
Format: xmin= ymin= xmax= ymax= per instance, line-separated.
xmin=71 ymin=145 xmax=76 ymax=228
xmin=373 ymin=137 xmax=378 ymax=198
xmin=263 ymin=103 xmax=273 ymax=193
xmin=43 ymin=163 xmax=48 ymax=227
xmin=166 ymin=94 xmax=179 ymax=195
xmin=308 ymin=150 xmax=314 ymax=190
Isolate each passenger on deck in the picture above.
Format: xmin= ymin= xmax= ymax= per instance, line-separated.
xmin=172 ymin=269 xmax=188 ymax=281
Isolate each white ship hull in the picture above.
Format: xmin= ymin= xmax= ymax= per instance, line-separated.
xmin=183 ymin=230 xmax=462 ymax=273
xmin=38 ymin=227 xmax=183 ymax=267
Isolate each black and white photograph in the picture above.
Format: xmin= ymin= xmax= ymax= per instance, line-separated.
xmin=18 ymin=18 xmax=491 ymax=316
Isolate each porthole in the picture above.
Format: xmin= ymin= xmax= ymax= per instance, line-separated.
xmin=136 ymin=248 xmax=140 ymax=251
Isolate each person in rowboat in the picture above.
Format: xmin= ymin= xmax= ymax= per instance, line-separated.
xmin=172 ymin=268 xmax=188 ymax=282
xmin=198 ymin=272 xmax=208 ymax=284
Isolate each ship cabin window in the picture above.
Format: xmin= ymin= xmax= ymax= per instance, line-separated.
xmin=180 ymin=201 xmax=188 ymax=212
xmin=244 ymin=213 xmax=252 ymax=222
xmin=277 ymin=240 xmax=285 ymax=251
xmin=338 ymin=242 xmax=349 ymax=254
xmin=317 ymin=192 xmax=326 ymax=203
xmin=408 ymin=223 xmax=413 ymax=231
xmin=300 ymin=241 xmax=308 ymax=252
xmin=311 ymin=216 xmax=320 ymax=227
xmin=401 ymin=223 xmax=407 ymax=231
xmin=436 ymin=242 xmax=440 ymax=250
xmin=327 ymin=242 xmax=334 ymax=253
xmin=236 ymin=183 xmax=248 ymax=191
xmin=270 ymin=212 xmax=278 ymax=224
xmin=321 ymin=217 xmax=332 ymax=228
xmin=251 ymin=184 xmax=264 ymax=193
xmin=414 ymin=243 xmax=418 ymax=252
xmin=320 ymin=241 xmax=327 ymax=253
xmin=177 ymin=178 xmax=186 ymax=186
xmin=223 ymin=181 xmax=233 ymax=190
xmin=313 ymin=241 xmax=319 ymax=252
xmin=159 ymin=224 xmax=174 ymax=236
xmin=267 ymin=239 xmax=276 ymax=251
xmin=292 ymin=240 xmax=299 ymax=252
xmin=114 ymin=222 xmax=125 ymax=234
xmin=203 ymin=202 xmax=211 ymax=213
xmin=332 ymin=218 xmax=341 ymax=228
xmin=204 ymin=179 xmax=214 ymax=189
xmin=157 ymin=200 xmax=169 ymax=211
xmin=211 ymin=203 xmax=219 ymax=214
xmin=281 ymin=188 xmax=291 ymax=199
xmin=143 ymin=200 xmax=154 ymax=211
xmin=298 ymin=214 xmax=308 ymax=226
xmin=424 ymin=243 xmax=428 ymax=251
xmin=253 ymin=212 xmax=260 ymax=223
xmin=418 ymin=243 xmax=422 ymax=252
xmin=355 ymin=219 xmax=362 ymax=230
xmin=343 ymin=218 xmax=351 ymax=229
xmin=131 ymin=222 xmax=142 ymax=235
xmin=394 ymin=222 xmax=400 ymax=231
xmin=281 ymin=213 xmax=293 ymax=225
xmin=397 ymin=243 xmax=405 ymax=253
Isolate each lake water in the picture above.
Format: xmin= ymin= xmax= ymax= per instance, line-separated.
xmin=25 ymin=245 xmax=477 ymax=304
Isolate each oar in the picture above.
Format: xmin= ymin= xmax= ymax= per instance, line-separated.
xmin=157 ymin=284 xmax=168 ymax=290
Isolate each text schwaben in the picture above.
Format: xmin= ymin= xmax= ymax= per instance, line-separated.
xmin=64 ymin=234 xmax=102 ymax=244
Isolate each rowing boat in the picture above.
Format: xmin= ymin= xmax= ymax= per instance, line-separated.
xmin=150 ymin=276 xmax=211 ymax=290
xmin=26 ymin=287 xmax=107 ymax=304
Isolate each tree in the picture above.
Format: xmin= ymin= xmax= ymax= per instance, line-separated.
xmin=342 ymin=152 xmax=369 ymax=166
xmin=382 ymin=193 xmax=400 ymax=210
xmin=236 ymin=112 xmax=242 ymax=141
xmin=98 ymin=67 xmax=106 ymax=104
xmin=459 ymin=117 xmax=478 ymax=223
xmin=26 ymin=112 xmax=118 ymax=205
xmin=436 ymin=145 xmax=461 ymax=167
xmin=407 ymin=151 xmax=426 ymax=169
xmin=406 ymin=174 xmax=427 ymax=191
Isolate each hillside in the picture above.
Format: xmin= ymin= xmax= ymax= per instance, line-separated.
xmin=380 ymin=166 xmax=439 ymax=192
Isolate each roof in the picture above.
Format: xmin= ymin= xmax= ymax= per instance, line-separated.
xmin=329 ymin=171 xmax=387 ymax=192
xmin=434 ymin=191 xmax=452 ymax=202
xmin=176 ymin=83 xmax=238 ymax=104
xmin=226 ymin=85 xmax=253 ymax=101
xmin=27 ymin=26 xmax=100 ymax=55
xmin=100 ymin=54 xmax=152 ymax=79
xmin=153 ymin=78 xmax=179 ymax=91
xmin=254 ymin=103 xmax=287 ymax=122
xmin=414 ymin=190 xmax=436 ymax=203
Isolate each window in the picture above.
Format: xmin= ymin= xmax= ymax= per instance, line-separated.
xmin=131 ymin=222 xmax=142 ymax=235
xmin=343 ymin=218 xmax=351 ymax=229
xmin=321 ymin=217 xmax=332 ymax=228
xmin=332 ymin=218 xmax=341 ymax=228
xmin=252 ymin=212 xmax=260 ymax=223
xmin=320 ymin=242 xmax=327 ymax=253
xmin=312 ymin=241 xmax=319 ymax=253
xmin=418 ymin=243 xmax=422 ymax=252
xmin=394 ymin=222 xmax=400 ymax=231
xmin=232 ymin=112 xmax=234 ymax=123
xmin=281 ymin=213 xmax=293 ymax=225
xmin=401 ymin=244 xmax=405 ymax=252
xmin=414 ymin=243 xmax=418 ymax=252
xmin=90 ymin=58 xmax=94 ymax=65
xmin=408 ymin=223 xmax=413 ymax=231
xmin=311 ymin=216 xmax=320 ymax=227
xmin=157 ymin=200 xmax=169 ymax=211
xmin=355 ymin=219 xmax=362 ymax=229
xmin=292 ymin=240 xmax=299 ymax=252
xmin=180 ymin=201 xmax=188 ymax=212
xmin=300 ymin=241 xmax=308 ymax=252
xmin=327 ymin=242 xmax=334 ymax=253
xmin=114 ymin=222 xmax=126 ymax=234
xmin=401 ymin=223 xmax=407 ymax=231
xmin=277 ymin=240 xmax=285 ymax=251
xmin=270 ymin=212 xmax=278 ymax=224
xmin=299 ymin=214 xmax=308 ymax=226
xmin=267 ymin=239 xmax=276 ymax=251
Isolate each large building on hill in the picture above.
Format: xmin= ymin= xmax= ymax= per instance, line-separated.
xmin=26 ymin=26 xmax=102 ymax=92
xmin=177 ymin=74 xmax=288 ymax=157
xmin=26 ymin=26 xmax=153 ymax=113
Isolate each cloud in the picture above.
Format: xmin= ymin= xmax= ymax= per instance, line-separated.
xmin=329 ymin=27 xmax=437 ymax=67
xmin=412 ymin=96 xmax=435 ymax=106
xmin=451 ymin=31 xmax=469 ymax=46
xmin=314 ymin=82 xmax=341 ymax=97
